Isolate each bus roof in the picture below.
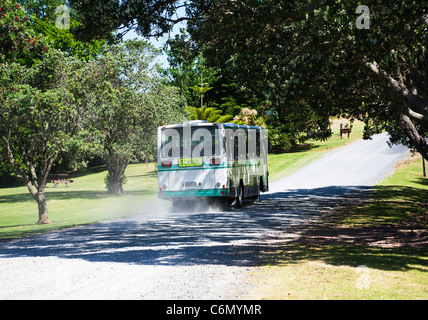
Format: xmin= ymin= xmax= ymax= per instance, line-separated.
xmin=159 ymin=121 xmax=265 ymax=130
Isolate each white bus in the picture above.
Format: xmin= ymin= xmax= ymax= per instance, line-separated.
xmin=157 ymin=120 xmax=269 ymax=208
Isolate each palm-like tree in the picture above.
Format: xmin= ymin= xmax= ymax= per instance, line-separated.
xmin=187 ymin=105 xmax=233 ymax=123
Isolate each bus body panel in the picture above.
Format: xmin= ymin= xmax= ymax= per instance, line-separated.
xmin=157 ymin=121 xmax=268 ymax=203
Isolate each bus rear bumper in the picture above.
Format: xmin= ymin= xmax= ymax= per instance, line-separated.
xmin=158 ymin=189 xmax=230 ymax=199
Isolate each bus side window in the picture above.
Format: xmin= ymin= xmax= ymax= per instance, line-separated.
xmin=234 ymin=136 xmax=239 ymax=160
xmin=256 ymin=130 xmax=261 ymax=157
xmin=247 ymin=129 xmax=258 ymax=159
xmin=246 ymin=130 xmax=249 ymax=159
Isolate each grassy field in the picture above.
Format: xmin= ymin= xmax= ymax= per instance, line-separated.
xmin=0 ymin=163 xmax=159 ymax=241
xmin=0 ymin=118 xmax=363 ymax=241
xmin=249 ymin=156 xmax=428 ymax=300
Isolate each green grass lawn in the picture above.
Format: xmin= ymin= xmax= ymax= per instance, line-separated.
xmin=249 ymin=244 xmax=427 ymax=300
xmin=249 ymin=156 xmax=428 ymax=300
xmin=328 ymin=156 xmax=428 ymax=227
xmin=0 ymin=163 xmax=158 ymax=241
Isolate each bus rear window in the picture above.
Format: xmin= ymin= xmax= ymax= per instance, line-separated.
xmin=161 ymin=126 xmax=220 ymax=158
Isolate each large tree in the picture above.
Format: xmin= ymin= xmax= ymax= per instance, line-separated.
xmin=0 ymin=1 xmax=87 ymax=224
xmin=82 ymin=40 xmax=186 ymax=194
xmin=0 ymin=50 xmax=87 ymax=224
xmin=186 ymin=0 xmax=428 ymax=158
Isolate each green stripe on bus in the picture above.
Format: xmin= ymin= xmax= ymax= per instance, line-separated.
xmin=158 ymin=166 xmax=229 ymax=171
xmin=158 ymin=163 xmax=262 ymax=171
xmin=158 ymin=189 xmax=229 ymax=198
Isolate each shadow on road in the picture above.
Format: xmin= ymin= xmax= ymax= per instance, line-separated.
xmin=0 ymin=186 xmax=379 ymax=268
xmin=7 ymin=184 xmax=425 ymax=273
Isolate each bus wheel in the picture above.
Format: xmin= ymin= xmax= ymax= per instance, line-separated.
xmin=236 ymin=184 xmax=244 ymax=208
xmin=257 ymin=177 xmax=263 ymax=202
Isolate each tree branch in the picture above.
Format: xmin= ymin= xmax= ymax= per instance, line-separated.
xmin=1 ymin=132 xmax=38 ymax=201
xmin=2 ymin=132 xmax=27 ymax=181
xmin=366 ymin=61 xmax=428 ymax=122
xmin=399 ymin=113 xmax=428 ymax=160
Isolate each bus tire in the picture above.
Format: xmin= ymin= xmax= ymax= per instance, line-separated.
xmin=257 ymin=177 xmax=263 ymax=202
xmin=236 ymin=183 xmax=244 ymax=208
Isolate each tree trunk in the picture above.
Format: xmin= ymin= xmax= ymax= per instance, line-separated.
xmin=25 ymin=179 xmax=51 ymax=225
xmin=105 ymin=154 xmax=128 ymax=195
xmin=399 ymin=113 xmax=428 ymax=161
xmin=2 ymin=134 xmax=56 ymax=224
xmin=36 ymin=187 xmax=51 ymax=225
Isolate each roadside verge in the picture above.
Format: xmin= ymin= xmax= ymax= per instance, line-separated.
xmin=248 ymin=155 xmax=428 ymax=300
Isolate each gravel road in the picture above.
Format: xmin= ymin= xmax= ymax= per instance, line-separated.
xmin=0 ymin=133 xmax=409 ymax=300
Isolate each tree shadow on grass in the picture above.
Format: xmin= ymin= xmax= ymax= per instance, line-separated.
xmin=414 ymin=176 xmax=428 ymax=187
xmin=266 ymin=243 xmax=428 ymax=273
xmin=271 ymin=143 xmax=320 ymax=154
xmin=67 ymin=165 xmax=107 ymax=179
xmin=326 ymin=185 xmax=428 ymax=226
xmin=0 ymin=189 xmax=156 ymax=204
xmin=0 ymin=186 xmax=367 ymax=267
xmin=263 ymin=184 xmax=428 ymax=273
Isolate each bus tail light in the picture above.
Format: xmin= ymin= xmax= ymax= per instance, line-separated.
xmin=210 ymin=157 xmax=220 ymax=165
xmin=162 ymin=161 xmax=172 ymax=168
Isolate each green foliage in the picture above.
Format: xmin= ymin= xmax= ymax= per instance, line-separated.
xmin=80 ymin=40 xmax=187 ymax=193
xmin=165 ymin=31 xmax=219 ymax=108
xmin=165 ymin=29 xmax=269 ymax=129
xmin=16 ymin=0 xmax=67 ymax=21
xmin=187 ymin=0 xmax=428 ymax=155
xmin=0 ymin=50 xmax=86 ymax=170
xmin=16 ymin=0 xmax=108 ymax=61
xmin=187 ymin=105 xmax=232 ymax=123
xmin=0 ymin=49 xmax=89 ymax=223
xmin=232 ymin=107 xmax=266 ymax=127
xmin=32 ymin=17 xmax=106 ymax=61
xmin=0 ymin=0 xmax=47 ymax=66
xmin=68 ymin=0 xmax=184 ymax=41
xmin=189 ymin=84 xmax=213 ymax=95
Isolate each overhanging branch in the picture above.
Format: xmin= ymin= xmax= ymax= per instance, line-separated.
xmin=366 ymin=61 xmax=428 ymax=122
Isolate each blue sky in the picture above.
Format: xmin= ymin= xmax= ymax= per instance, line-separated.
xmin=122 ymin=6 xmax=187 ymax=68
